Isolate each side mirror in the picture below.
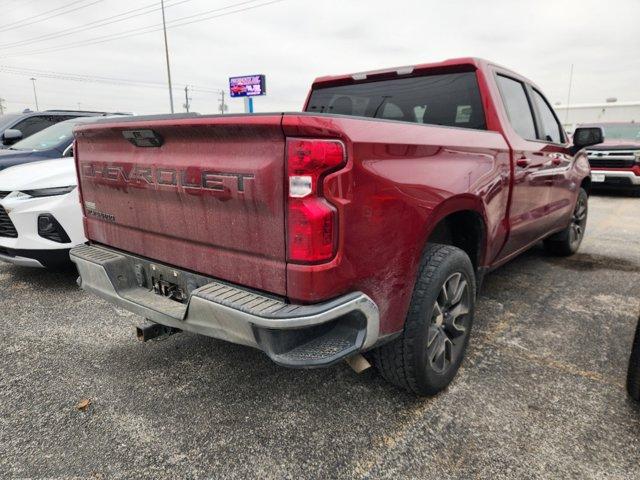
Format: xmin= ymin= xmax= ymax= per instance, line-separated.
xmin=572 ymin=127 xmax=604 ymax=151
xmin=2 ymin=128 xmax=23 ymax=146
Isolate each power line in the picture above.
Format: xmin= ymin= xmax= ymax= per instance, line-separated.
xmin=0 ymin=0 xmax=105 ymax=33
xmin=0 ymin=0 xmax=196 ymax=50
xmin=0 ymin=0 xmax=265 ymax=57
xmin=0 ymin=0 xmax=84 ymax=29
xmin=0 ymin=0 xmax=285 ymax=59
xmin=0 ymin=65 xmax=222 ymax=93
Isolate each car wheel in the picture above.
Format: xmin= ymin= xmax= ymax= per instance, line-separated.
xmin=627 ymin=316 xmax=640 ymax=401
xmin=374 ymin=243 xmax=476 ymax=396
xmin=543 ymin=187 xmax=588 ymax=256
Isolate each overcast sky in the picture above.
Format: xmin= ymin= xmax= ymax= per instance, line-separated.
xmin=1 ymin=0 xmax=638 ymax=115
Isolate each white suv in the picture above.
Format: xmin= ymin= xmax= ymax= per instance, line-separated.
xmin=0 ymin=157 xmax=85 ymax=269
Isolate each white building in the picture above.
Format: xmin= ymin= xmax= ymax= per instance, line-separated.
xmin=554 ymin=101 xmax=640 ymax=133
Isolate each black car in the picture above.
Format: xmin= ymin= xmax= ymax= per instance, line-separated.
xmin=0 ymin=109 xmax=114 ymax=148
xmin=0 ymin=114 xmax=127 ymax=171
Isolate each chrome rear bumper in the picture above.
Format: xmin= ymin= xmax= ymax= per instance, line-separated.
xmin=70 ymin=244 xmax=380 ymax=367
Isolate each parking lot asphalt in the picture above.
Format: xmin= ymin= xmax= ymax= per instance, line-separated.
xmin=1 ymin=192 xmax=639 ymax=480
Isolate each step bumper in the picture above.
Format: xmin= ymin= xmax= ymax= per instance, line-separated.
xmin=70 ymin=244 xmax=380 ymax=368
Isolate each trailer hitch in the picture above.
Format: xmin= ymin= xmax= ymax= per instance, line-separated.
xmin=136 ymin=321 xmax=181 ymax=342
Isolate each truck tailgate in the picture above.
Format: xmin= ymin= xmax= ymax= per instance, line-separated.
xmin=74 ymin=115 xmax=287 ymax=295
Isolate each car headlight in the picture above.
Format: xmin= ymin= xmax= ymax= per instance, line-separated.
xmin=19 ymin=186 xmax=77 ymax=198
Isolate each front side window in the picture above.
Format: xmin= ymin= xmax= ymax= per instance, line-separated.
xmin=306 ymin=71 xmax=487 ymax=130
xmin=496 ymin=75 xmax=536 ymax=140
xmin=9 ymin=117 xmax=94 ymax=151
xmin=12 ymin=116 xmax=54 ymax=138
xmin=532 ymin=89 xmax=563 ymax=143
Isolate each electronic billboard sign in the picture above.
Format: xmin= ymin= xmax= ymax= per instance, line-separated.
xmin=229 ymin=74 xmax=266 ymax=98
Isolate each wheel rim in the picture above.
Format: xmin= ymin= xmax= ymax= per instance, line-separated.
xmin=426 ymin=272 xmax=471 ymax=374
xmin=570 ymin=194 xmax=587 ymax=248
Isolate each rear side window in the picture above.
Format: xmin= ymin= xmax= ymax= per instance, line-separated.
xmin=496 ymin=75 xmax=536 ymax=140
xmin=532 ymin=89 xmax=563 ymax=143
xmin=306 ymin=71 xmax=486 ymax=130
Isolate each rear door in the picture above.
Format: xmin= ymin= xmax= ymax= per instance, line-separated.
xmin=495 ymin=74 xmax=556 ymax=258
xmin=75 ymin=115 xmax=288 ymax=295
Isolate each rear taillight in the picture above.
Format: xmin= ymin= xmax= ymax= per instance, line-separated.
xmin=286 ymin=138 xmax=346 ymax=263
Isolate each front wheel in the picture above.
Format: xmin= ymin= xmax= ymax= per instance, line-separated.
xmin=543 ymin=187 xmax=588 ymax=256
xmin=374 ymin=244 xmax=476 ymax=396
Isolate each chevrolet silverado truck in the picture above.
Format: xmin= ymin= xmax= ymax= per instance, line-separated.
xmin=583 ymin=122 xmax=640 ymax=195
xmin=69 ymin=58 xmax=603 ymax=395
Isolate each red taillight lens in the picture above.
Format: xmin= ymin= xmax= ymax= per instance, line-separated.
xmin=286 ymin=138 xmax=345 ymax=263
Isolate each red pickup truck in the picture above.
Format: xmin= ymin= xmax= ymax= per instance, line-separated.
xmin=583 ymin=122 xmax=640 ymax=195
xmin=70 ymin=58 xmax=603 ymax=395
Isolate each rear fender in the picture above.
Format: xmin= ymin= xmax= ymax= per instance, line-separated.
xmin=421 ymin=195 xmax=489 ymax=267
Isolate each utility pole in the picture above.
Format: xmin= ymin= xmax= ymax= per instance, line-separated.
xmin=183 ymin=85 xmax=191 ymax=112
xmin=30 ymin=77 xmax=39 ymax=110
xmin=0 ymin=97 xmax=5 ymax=115
xmin=219 ymin=91 xmax=227 ymax=115
xmin=564 ymin=64 xmax=574 ymax=125
xmin=160 ymin=0 xmax=174 ymax=113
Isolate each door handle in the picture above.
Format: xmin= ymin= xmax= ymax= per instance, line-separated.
xmin=516 ymin=157 xmax=531 ymax=168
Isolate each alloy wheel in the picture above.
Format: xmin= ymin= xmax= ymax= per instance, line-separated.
xmin=570 ymin=194 xmax=588 ymax=248
xmin=426 ymin=272 xmax=471 ymax=374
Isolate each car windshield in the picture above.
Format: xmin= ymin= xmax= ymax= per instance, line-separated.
xmin=8 ymin=116 xmax=98 ymax=151
xmin=593 ymin=123 xmax=640 ymax=141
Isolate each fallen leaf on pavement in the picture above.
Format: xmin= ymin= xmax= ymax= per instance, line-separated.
xmin=76 ymin=399 xmax=92 ymax=411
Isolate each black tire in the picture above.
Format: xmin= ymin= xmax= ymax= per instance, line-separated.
xmin=374 ymin=243 xmax=476 ymax=396
xmin=543 ymin=187 xmax=588 ymax=256
xmin=627 ymin=317 xmax=640 ymax=401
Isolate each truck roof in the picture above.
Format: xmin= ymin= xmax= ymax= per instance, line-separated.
xmin=310 ymin=57 xmax=519 ymax=89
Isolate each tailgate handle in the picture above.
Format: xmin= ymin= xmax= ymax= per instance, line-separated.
xmin=122 ymin=129 xmax=164 ymax=148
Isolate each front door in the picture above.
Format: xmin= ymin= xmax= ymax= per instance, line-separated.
xmin=528 ymin=87 xmax=576 ymax=231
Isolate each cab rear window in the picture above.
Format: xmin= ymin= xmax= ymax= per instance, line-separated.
xmin=305 ymin=71 xmax=486 ymax=130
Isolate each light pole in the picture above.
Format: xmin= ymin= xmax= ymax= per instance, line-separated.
xmin=30 ymin=77 xmax=39 ymax=110
xmin=160 ymin=0 xmax=174 ymax=113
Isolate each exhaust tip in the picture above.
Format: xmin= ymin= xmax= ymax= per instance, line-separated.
xmin=345 ymin=354 xmax=372 ymax=374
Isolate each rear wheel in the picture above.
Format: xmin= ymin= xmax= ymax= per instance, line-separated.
xmin=544 ymin=187 xmax=588 ymax=256
xmin=374 ymin=244 xmax=476 ymax=396
xmin=627 ymin=317 xmax=640 ymax=401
